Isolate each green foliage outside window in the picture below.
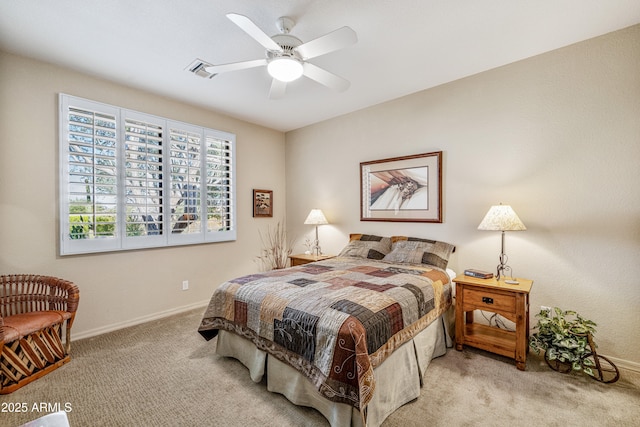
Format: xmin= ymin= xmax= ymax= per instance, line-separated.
xmin=68 ymin=206 xmax=116 ymax=239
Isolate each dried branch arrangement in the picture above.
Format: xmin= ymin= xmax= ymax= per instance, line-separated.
xmin=256 ymin=221 xmax=295 ymax=270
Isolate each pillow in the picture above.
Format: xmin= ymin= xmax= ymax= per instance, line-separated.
xmin=382 ymin=236 xmax=455 ymax=269
xmin=338 ymin=234 xmax=392 ymax=260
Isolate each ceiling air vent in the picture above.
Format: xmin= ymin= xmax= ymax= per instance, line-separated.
xmin=185 ymin=59 xmax=216 ymax=78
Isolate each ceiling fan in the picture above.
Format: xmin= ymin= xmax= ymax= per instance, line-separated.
xmin=199 ymin=13 xmax=357 ymax=99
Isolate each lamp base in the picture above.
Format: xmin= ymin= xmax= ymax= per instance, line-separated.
xmin=311 ymin=225 xmax=322 ymax=256
xmin=493 ymin=230 xmax=519 ymax=284
xmin=496 ymin=262 xmax=511 ymax=281
xmin=497 ymin=263 xmax=519 ymax=284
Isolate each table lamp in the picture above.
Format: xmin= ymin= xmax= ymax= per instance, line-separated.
xmin=477 ymin=204 xmax=526 ymax=282
xmin=304 ymin=209 xmax=328 ymax=256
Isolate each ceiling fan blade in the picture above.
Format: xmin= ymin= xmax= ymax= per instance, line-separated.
xmin=303 ymin=62 xmax=350 ymax=92
xmin=294 ymin=26 xmax=357 ymax=60
xmin=226 ymin=13 xmax=283 ymax=52
xmin=205 ymin=59 xmax=267 ymax=75
xmin=268 ymin=79 xmax=287 ymax=99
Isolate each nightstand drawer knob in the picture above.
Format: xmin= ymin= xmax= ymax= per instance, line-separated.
xmin=482 ymin=296 xmax=494 ymax=304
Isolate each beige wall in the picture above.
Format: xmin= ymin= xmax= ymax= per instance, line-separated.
xmin=286 ymin=25 xmax=640 ymax=368
xmin=0 ymin=51 xmax=286 ymax=337
xmin=2 ymin=25 xmax=638 ymax=369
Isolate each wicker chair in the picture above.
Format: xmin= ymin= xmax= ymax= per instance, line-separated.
xmin=0 ymin=274 xmax=79 ymax=394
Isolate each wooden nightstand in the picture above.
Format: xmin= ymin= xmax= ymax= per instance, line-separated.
xmin=289 ymin=254 xmax=335 ymax=266
xmin=453 ymin=275 xmax=533 ymax=370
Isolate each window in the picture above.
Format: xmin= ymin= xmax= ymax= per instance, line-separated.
xmin=59 ymin=94 xmax=236 ymax=255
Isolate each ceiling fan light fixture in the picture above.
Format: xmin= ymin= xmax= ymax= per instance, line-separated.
xmin=267 ymin=57 xmax=303 ymax=82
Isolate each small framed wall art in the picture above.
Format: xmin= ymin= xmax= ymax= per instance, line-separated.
xmin=360 ymin=151 xmax=443 ymax=223
xmin=253 ymin=189 xmax=273 ymax=217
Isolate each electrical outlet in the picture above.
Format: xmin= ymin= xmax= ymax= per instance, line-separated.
xmin=182 ymin=280 xmax=189 ymax=291
xmin=541 ymin=305 xmax=552 ymax=316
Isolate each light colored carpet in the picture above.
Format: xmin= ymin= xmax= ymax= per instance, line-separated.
xmin=2 ymin=308 xmax=639 ymax=427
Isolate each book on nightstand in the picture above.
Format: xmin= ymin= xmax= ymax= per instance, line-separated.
xmin=463 ymin=269 xmax=494 ymax=279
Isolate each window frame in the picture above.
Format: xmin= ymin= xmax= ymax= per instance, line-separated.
xmin=59 ymin=94 xmax=236 ymax=255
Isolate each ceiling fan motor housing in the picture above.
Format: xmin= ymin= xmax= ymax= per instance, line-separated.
xmin=268 ymin=34 xmax=303 ymax=61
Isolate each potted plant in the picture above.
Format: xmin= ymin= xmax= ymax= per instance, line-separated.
xmin=529 ymin=307 xmax=597 ymax=374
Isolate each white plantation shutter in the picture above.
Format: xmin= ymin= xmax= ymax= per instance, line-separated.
xmin=205 ymin=132 xmax=234 ymax=236
xmin=166 ymin=123 xmax=236 ymax=245
xmin=169 ymin=125 xmax=203 ymax=239
xmin=61 ymin=97 xmax=120 ymax=254
xmin=60 ymin=94 xmax=236 ymax=255
xmin=122 ymin=113 xmax=165 ymax=249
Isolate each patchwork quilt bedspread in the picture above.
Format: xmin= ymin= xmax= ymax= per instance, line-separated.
xmin=198 ymin=256 xmax=452 ymax=410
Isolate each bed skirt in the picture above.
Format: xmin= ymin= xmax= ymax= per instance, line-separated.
xmin=216 ymin=312 xmax=453 ymax=427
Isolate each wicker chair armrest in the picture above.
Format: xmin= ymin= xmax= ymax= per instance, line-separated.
xmin=0 ymin=274 xmax=80 ymax=317
xmin=42 ymin=276 xmax=80 ymax=314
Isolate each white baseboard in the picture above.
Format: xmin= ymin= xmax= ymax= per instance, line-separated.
xmin=607 ymin=355 xmax=640 ymax=374
xmin=73 ymin=300 xmax=210 ymax=341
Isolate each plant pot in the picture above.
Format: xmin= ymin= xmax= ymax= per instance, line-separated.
xmin=544 ymin=351 xmax=572 ymax=373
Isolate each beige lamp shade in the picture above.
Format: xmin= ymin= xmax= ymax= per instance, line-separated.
xmin=477 ymin=205 xmax=526 ymax=231
xmin=304 ymin=209 xmax=328 ymax=225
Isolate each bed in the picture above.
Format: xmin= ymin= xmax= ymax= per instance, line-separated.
xmin=198 ymin=234 xmax=456 ymax=427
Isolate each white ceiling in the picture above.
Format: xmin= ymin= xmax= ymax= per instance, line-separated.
xmin=1 ymin=0 xmax=639 ymax=132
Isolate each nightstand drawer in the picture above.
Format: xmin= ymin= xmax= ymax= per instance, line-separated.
xmin=462 ymin=287 xmax=515 ymax=313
